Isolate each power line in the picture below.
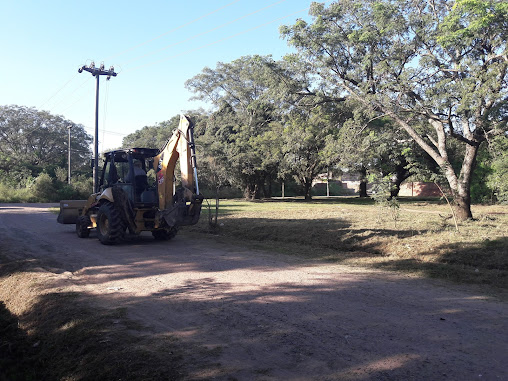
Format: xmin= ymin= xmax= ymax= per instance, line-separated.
xmin=28 ymin=0 xmax=319 ymax=151
xmin=39 ymin=73 xmax=79 ymax=109
xmin=83 ymin=126 xmax=127 ymax=137
xmin=101 ymin=80 xmax=110 ymax=153
xmin=55 ymin=77 xmax=95 ymax=114
xmin=34 ymin=1 xmax=241 ymax=113
xmin=33 ymin=0 xmax=304 ymax=123
xmin=38 ymin=58 xmax=96 ymax=111
xmin=34 ymin=1 xmax=307 ymax=122
xmin=35 ymin=0 xmax=231 ymax=114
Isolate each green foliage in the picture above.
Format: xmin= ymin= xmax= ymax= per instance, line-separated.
xmin=69 ymin=175 xmax=93 ymax=199
xmin=369 ymin=174 xmax=400 ymax=224
xmin=0 ymin=105 xmax=92 ymax=175
xmin=0 ymin=170 xmax=92 ymax=203
xmin=0 ymin=182 xmax=37 ymax=203
xmin=121 ymin=115 xmax=180 ymax=149
xmin=438 ymin=0 xmax=508 ymax=47
xmin=0 ymin=105 xmax=93 ymax=198
xmin=470 ymin=145 xmax=494 ymax=203
xmin=281 ymin=0 xmax=508 ymax=218
xmin=280 ymin=108 xmax=338 ymax=199
xmin=487 ymin=135 xmax=508 ymax=203
xmin=32 ymin=173 xmax=56 ymax=202
xmin=54 ymin=166 xmax=68 ymax=183
xmin=186 ymin=56 xmax=288 ymax=199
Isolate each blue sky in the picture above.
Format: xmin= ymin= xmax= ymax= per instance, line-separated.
xmin=1 ymin=0 xmax=321 ymax=151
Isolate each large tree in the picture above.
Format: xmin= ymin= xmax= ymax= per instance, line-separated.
xmin=281 ymin=0 xmax=508 ymax=219
xmin=0 ymin=105 xmax=92 ymax=181
xmin=185 ymin=55 xmax=284 ymax=199
xmin=121 ymin=115 xmax=180 ymax=149
xmin=335 ymin=113 xmax=439 ymax=198
xmin=280 ymin=107 xmax=340 ymax=200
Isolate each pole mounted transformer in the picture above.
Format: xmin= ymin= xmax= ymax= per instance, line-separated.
xmin=78 ymin=62 xmax=117 ymax=193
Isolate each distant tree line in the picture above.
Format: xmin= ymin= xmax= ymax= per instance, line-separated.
xmin=0 ymin=105 xmax=93 ymax=202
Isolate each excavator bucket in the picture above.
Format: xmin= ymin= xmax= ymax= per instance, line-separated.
xmin=57 ymin=199 xmax=87 ymax=224
xmin=159 ymin=194 xmax=204 ymax=228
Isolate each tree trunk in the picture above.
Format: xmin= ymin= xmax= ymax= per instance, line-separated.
xmin=244 ymin=177 xmax=264 ymax=200
xmin=389 ymin=183 xmax=400 ymax=199
xmin=389 ymin=161 xmax=411 ymax=199
xmin=389 ymin=114 xmax=479 ymax=220
xmin=243 ymin=186 xmax=252 ymax=200
xmin=437 ymin=164 xmax=474 ymax=221
xmin=446 ymin=142 xmax=478 ymax=220
xmin=454 ymin=193 xmax=473 ymax=220
xmin=244 ymin=184 xmax=256 ymax=200
xmin=265 ymin=176 xmax=273 ymax=198
xmin=359 ymin=166 xmax=368 ymax=197
xmin=303 ymin=179 xmax=312 ymax=200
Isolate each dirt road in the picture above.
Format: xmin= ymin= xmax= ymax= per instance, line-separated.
xmin=1 ymin=204 xmax=507 ymax=380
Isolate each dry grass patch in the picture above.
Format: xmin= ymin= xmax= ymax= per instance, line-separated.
xmin=0 ymin=253 xmax=186 ymax=381
xmin=192 ymin=198 xmax=508 ymax=289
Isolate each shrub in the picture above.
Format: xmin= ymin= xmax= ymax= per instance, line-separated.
xmin=0 ymin=182 xmax=37 ymax=203
xmin=32 ymin=173 xmax=57 ymax=202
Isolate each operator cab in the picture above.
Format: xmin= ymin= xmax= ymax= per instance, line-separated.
xmin=100 ymin=148 xmax=160 ymax=205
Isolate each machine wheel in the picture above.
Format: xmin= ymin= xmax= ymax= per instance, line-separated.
xmin=96 ymin=202 xmax=125 ymax=245
xmin=76 ymin=215 xmax=91 ymax=238
xmin=152 ymin=227 xmax=178 ymax=241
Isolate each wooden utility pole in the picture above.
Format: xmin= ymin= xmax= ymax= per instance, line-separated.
xmin=78 ymin=62 xmax=117 ymax=193
xmin=67 ymin=125 xmax=72 ymax=184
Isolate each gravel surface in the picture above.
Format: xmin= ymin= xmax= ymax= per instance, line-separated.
xmin=1 ymin=204 xmax=507 ymax=380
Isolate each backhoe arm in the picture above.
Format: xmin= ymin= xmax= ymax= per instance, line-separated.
xmin=153 ymin=115 xmax=197 ymax=209
xmin=153 ymin=115 xmax=203 ymax=227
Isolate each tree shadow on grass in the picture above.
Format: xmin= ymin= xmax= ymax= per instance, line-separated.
xmin=191 ymin=216 xmax=421 ymax=258
xmin=0 ymin=301 xmax=39 ymax=381
xmin=373 ymin=237 xmax=508 ymax=289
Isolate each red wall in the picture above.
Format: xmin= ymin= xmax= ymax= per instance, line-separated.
xmin=399 ymin=182 xmax=441 ymax=197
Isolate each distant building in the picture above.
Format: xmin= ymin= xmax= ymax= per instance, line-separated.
xmin=312 ymin=172 xmax=441 ymax=197
xmin=398 ymin=182 xmax=441 ymax=197
xmin=312 ymin=172 xmax=366 ymax=196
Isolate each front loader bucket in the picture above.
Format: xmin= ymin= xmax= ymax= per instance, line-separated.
xmin=57 ymin=200 xmax=87 ymax=224
xmin=159 ymin=195 xmax=203 ymax=228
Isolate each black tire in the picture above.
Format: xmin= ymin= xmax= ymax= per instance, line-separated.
xmin=152 ymin=227 xmax=178 ymax=241
xmin=76 ymin=215 xmax=91 ymax=238
xmin=96 ymin=202 xmax=125 ymax=245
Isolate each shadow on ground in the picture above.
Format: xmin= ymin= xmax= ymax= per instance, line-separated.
xmin=0 ymin=257 xmax=186 ymax=381
xmin=374 ymin=237 xmax=508 ymax=288
xmin=2 ymin=251 xmax=506 ymax=380
xmin=189 ymin=216 xmax=508 ymax=289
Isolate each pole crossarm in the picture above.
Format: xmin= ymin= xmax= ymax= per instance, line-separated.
xmin=78 ymin=63 xmax=117 ymax=80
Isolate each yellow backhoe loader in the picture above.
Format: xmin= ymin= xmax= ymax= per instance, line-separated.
xmin=57 ymin=115 xmax=203 ymax=244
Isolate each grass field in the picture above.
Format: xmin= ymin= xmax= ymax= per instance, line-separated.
xmin=190 ymin=197 xmax=508 ymax=290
